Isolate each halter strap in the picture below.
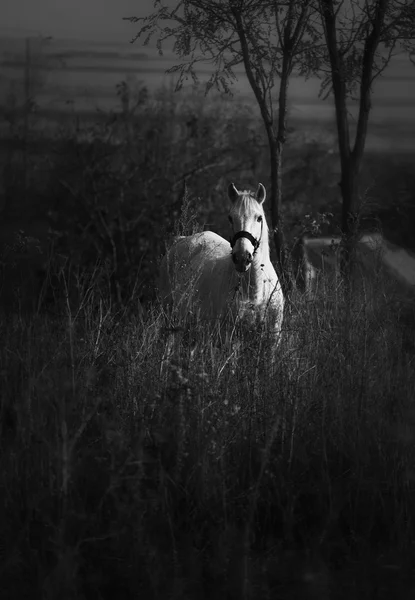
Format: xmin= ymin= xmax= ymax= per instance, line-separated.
xmin=230 ymin=230 xmax=260 ymax=253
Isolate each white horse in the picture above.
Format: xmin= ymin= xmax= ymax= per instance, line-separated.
xmin=158 ymin=182 xmax=285 ymax=365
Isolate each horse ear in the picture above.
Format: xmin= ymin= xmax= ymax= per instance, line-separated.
xmin=255 ymin=183 xmax=266 ymax=204
xmin=228 ymin=183 xmax=240 ymax=203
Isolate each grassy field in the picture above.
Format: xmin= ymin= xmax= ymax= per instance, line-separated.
xmin=1 ymin=214 xmax=415 ymax=599
xmin=1 ymin=62 xmax=415 ymax=598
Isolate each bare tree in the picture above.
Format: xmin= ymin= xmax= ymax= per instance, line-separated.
xmin=125 ymin=0 xmax=322 ymax=296
xmin=317 ymin=0 xmax=415 ymax=280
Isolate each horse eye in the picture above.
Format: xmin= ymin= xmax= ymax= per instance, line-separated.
xmin=257 ymin=215 xmax=263 ymax=222
xmin=228 ymin=216 xmax=233 ymax=224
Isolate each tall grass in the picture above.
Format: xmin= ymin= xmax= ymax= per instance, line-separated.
xmin=1 ymin=222 xmax=415 ymax=599
xmin=1 ymin=80 xmax=415 ymax=598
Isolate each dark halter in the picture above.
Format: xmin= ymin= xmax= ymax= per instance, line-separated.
xmin=230 ymin=230 xmax=260 ymax=254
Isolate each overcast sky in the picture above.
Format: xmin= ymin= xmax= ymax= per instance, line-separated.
xmin=2 ymin=0 xmax=154 ymax=42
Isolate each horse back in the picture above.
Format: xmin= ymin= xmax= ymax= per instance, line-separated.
xmin=158 ymin=232 xmax=231 ymax=315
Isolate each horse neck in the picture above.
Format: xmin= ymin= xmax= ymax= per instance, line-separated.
xmin=255 ymin=224 xmax=271 ymax=266
xmin=241 ymin=236 xmax=271 ymax=301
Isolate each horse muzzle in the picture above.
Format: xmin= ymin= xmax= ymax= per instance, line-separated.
xmin=232 ymin=250 xmax=253 ymax=272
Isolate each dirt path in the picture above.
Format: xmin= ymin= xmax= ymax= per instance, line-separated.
xmin=360 ymin=233 xmax=415 ymax=288
xmin=302 ymin=233 xmax=415 ymax=293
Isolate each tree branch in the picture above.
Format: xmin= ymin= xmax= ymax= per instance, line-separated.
xmin=352 ymin=0 xmax=387 ymax=163
xmin=231 ymin=7 xmax=273 ymax=128
xmin=319 ymin=0 xmax=351 ymax=159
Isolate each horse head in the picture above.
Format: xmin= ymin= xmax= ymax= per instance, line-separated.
xmin=228 ymin=182 xmax=267 ymax=273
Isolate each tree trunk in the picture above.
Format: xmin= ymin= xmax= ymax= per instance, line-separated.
xmin=320 ymin=0 xmax=386 ymax=287
xmin=339 ymin=1 xmax=386 ymax=281
xmin=339 ymin=155 xmax=359 ymax=281
xmin=320 ymin=0 xmax=357 ymax=285
xmin=269 ymin=135 xmax=293 ymax=298
xmin=269 ymin=136 xmax=283 ymax=271
xmin=269 ymin=50 xmax=295 ymax=298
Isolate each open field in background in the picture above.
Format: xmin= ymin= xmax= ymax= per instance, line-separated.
xmin=1 ymin=33 xmax=415 ymax=599
xmin=1 ymin=35 xmax=415 ymax=150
